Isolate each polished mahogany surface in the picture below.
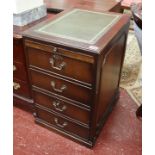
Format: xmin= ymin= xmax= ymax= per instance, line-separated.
xmin=23 ymin=8 xmax=130 ymax=147
xmin=44 ymin=0 xmax=122 ymax=13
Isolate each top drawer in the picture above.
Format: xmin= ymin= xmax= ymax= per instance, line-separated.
xmin=25 ymin=40 xmax=94 ymax=85
xmin=13 ymin=37 xmax=25 ymax=62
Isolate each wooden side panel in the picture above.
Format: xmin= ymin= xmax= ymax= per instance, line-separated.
xmin=96 ymin=34 xmax=127 ymax=128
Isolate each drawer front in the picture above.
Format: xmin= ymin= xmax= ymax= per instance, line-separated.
xmin=13 ymin=38 xmax=25 ymax=62
xmin=26 ymin=42 xmax=94 ymax=85
xmin=36 ymin=107 xmax=90 ymax=139
xmin=30 ymin=69 xmax=92 ymax=105
xmin=33 ymin=90 xmax=90 ymax=124
xmin=13 ymin=61 xmax=27 ymax=81
xmin=13 ymin=78 xmax=31 ymax=98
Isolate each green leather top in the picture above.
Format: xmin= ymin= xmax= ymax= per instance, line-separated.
xmin=37 ymin=9 xmax=120 ymax=44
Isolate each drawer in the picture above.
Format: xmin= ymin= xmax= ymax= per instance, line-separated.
xmin=33 ymin=90 xmax=90 ymax=125
xmin=13 ymin=37 xmax=25 ymax=62
xmin=36 ymin=107 xmax=90 ymax=139
xmin=30 ymin=69 xmax=92 ymax=105
xmin=13 ymin=61 xmax=27 ymax=81
xmin=26 ymin=40 xmax=94 ymax=85
xmin=13 ymin=78 xmax=31 ymax=98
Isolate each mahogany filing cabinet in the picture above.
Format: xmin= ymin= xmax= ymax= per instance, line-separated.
xmin=23 ymin=8 xmax=130 ymax=147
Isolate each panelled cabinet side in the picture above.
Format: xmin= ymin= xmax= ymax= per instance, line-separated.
xmin=90 ymin=21 xmax=130 ymax=142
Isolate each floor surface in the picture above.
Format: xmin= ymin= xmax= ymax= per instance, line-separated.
xmin=14 ymin=89 xmax=142 ymax=155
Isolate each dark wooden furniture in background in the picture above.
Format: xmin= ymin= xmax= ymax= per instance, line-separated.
xmin=13 ymin=13 xmax=57 ymax=112
xmin=44 ymin=0 xmax=122 ymax=13
xmin=23 ymin=8 xmax=130 ymax=147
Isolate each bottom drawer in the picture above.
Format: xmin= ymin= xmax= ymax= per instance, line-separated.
xmin=13 ymin=78 xmax=31 ymax=98
xmin=36 ymin=107 xmax=90 ymax=140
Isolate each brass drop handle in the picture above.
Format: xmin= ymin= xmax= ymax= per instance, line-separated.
xmin=53 ymin=101 xmax=67 ymax=112
xmin=51 ymin=81 xmax=67 ymax=93
xmin=54 ymin=118 xmax=68 ymax=128
xmin=50 ymin=47 xmax=66 ymax=71
xmin=49 ymin=57 xmax=66 ymax=71
xmin=13 ymin=65 xmax=17 ymax=71
xmin=53 ymin=47 xmax=58 ymax=52
xmin=49 ymin=50 xmax=66 ymax=71
xmin=13 ymin=82 xmax=20 ymax=90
